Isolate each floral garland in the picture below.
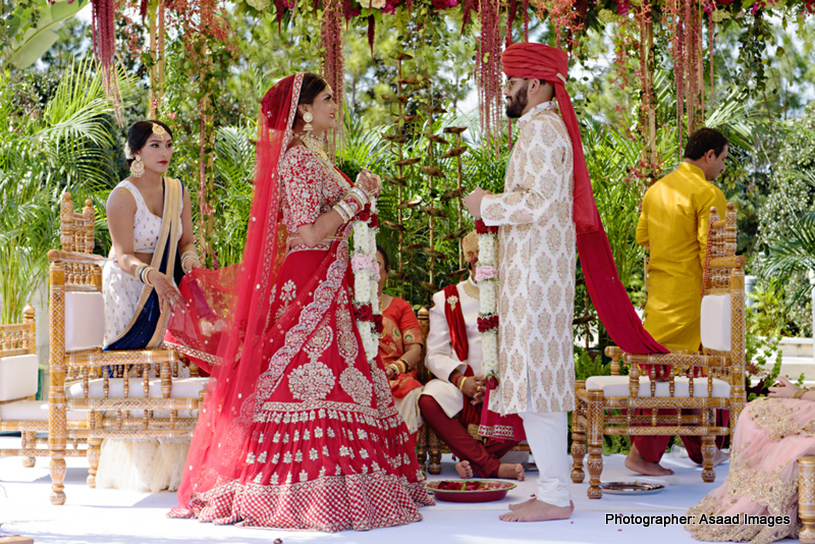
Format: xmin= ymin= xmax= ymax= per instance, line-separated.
xmin=475 ymin=219 xmax=500 ymax=383
xmin=351 ymin=201 xmax=382 ymax=362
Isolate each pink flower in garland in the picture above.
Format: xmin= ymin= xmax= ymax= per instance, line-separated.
xmin=616 ymin=0 xmax=630 ymax=16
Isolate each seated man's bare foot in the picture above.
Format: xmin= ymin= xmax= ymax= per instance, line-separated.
xmin=707 ymin=449 xmax=730 ymax=467
xmin=500 ymin=499 xmax=573 ymax=522
xmin=455 ymin=460 xmax=473 ymax=479
xmin=497 ymin=463 xmax=525 ymax=481
xmin=625 ymin=444 xmax=674 ymax=476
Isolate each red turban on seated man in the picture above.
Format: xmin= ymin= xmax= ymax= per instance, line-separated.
xmin=501 ymin=42 xmax=667 ymax=355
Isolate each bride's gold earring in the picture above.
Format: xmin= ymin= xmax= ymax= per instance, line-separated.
xmin=303 ymin=112 xmax=314 ymax=133
xmin=130 ymin=155 xmax=145 ymax=178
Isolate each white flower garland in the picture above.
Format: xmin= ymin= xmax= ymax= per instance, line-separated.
xmin=351 ymin=199 xmax=380 ymax=362
xmin=476 ymin=223 xmax=500 ymax=379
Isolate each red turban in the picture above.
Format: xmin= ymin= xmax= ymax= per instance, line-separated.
xmin=500 ymin=43 xmax=667 ymax=355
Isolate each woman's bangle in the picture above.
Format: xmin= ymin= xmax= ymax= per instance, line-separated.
xmin=136 ymin=264 xmax=158 ymax=286
xmin=386 ymin=363 xmax=399 ymax=376
xmin=348 ymin=186 xmax=370 ymax=207
xmin=396 ymin=359 xmax=409 ymax=374
xmin=794 ymin=388 xmax=810 ymax=399
xmin=459 ymin=376 xmax=468 ymax=392
xmin=333 ymin=200 xmax=355 ymax=222
xmin=181 ymin=250 xmax=201 ymax=273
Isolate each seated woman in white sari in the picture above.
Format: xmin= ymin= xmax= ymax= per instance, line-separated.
xmin=97 ymin=120 xmax=201 ymax=492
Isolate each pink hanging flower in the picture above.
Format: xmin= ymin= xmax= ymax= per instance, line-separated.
xmin=475 ymin=266 xmax=497 ymax=282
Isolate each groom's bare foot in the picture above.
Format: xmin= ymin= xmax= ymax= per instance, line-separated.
xmin=625 ymin=444 xmax=674 ymax=476
xmin=497 ymin=463 xmax=525 ymax=481
xmin=455 ymin=460 xmax=473 ymax=479
xmin=500 ymin=499 xmax=574 ymax=522
xmin=508 ymin=497 xmax=535 ymax=511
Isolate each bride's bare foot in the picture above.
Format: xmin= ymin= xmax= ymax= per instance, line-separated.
xmin=625 ymin=444 xmax=674 ymax=476
xmin=455 ymin=460 xmax=473 ymax=479
xmin=497 ymin=463 xmax=525 ymax=481
xmin=500 ymin=499 xmax=574 ymax=522
xmin=508 ymin=497 xmax=535 ymax=511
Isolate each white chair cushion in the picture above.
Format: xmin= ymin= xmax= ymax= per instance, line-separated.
xmin=700 ymin=294 xmax=731 ymax=352
xmin=0 ymin=400 xmax=86 ymax=422
xmin=65 ymin=377 xmax=208 ymax=400
xmin=585 ymin=375 xmax=731 ymax=398
xmin=0 ymin=354 xmax=39 ymax=402
xmin=64 ymin=292 xmax=106 ymax=352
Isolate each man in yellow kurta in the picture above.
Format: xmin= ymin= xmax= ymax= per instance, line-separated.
xmin=627 ymin=127 xmax=729 ymax=476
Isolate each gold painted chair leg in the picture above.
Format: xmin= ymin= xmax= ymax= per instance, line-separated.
xmin=49 ymin=453 xmax=66 ymax=505
xmin=586 ymin=391 xmax=604 ymax=499
xmin=571 ymin=401 xmax=586 ymax=483
xmin=428 ymin=427 xmax=442 ymax=476
xmin=701 ymin=435 xmax=716 ymax=482
xmin=86 ymin=438 xmax=103 ymax=488
xmin=416 ymin=424 xmax=428 ymax=466
xmin=22 ymin=431 xmax=36 ymax=467
xmin=798 ymin=456 xmax=815 ymax=544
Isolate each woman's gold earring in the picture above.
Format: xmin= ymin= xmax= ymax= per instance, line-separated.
xmin=130 ymin=155 xmax=145 ymax=178
xmin=303 ymin=112 xmax=313 ymax=133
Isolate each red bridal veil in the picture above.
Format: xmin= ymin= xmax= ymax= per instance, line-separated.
xmin=167 ymin=73 xmax=304 ymax=514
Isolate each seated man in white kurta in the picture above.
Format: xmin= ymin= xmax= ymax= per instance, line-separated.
xmin=418 ymin=232 xmax=524 ymax=481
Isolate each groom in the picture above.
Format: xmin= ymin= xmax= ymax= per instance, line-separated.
xmin=464 ymin=42 xmax=579 ymax=522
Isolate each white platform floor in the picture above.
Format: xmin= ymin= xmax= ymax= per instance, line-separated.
xmin=0 ymin=436 xmax=753 ymax=544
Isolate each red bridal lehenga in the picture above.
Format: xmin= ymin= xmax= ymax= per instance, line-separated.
xmin=165 ymin=73 xmax=432 ymax=532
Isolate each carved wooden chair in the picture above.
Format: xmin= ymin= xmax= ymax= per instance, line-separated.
xmin=0 ymin=305 xmax=85 ymax=466
xmin=48 ymin=193 xmax=208 ymax=505
xmin=799 ymin=457 xmax=815 ymax=544
xmin=571 ymin=203 xmax=746 ymax=498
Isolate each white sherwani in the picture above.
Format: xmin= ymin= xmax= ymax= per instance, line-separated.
xmin=422 ymin=277 xmax=482 ymax=418
xmin=480 ymin=101 xmax=576 ymax=415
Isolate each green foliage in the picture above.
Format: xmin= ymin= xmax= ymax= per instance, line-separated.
xmin=207 ymin=124 xmax=258 ymax=267
xmin=1 ymin=0 xmax=89 ymax=70
xmin=744 ymin=333 xmax=784 ymax=401
xmin=755 ymin=102 xmax=815 ymax=336
xmin=745 ymin=278 xmax=799 ymax=338
xmin=0 ymin=60 xmax=129 ymax=323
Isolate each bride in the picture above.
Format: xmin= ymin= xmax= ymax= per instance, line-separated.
xmin=167 ymin=72 xmax=433 ymax=531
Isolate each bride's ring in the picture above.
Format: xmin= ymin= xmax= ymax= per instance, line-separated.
xmin=477 ymin=385 xmax=484 ymax=392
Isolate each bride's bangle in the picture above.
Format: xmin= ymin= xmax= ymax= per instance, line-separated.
xmin=348 ymin=186 xmax=370 ymax=206
xmin=333 ymin=200 xmax=355 ymax=222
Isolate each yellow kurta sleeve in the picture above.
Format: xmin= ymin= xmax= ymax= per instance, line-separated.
xmin=636 ymin=197 xmax=649 ymax=249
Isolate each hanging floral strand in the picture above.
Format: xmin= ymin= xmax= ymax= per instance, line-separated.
xmin=505 ymin=0 xmax=517 ymax=45
xmin=476 ymin=0 xmax=503 ymax=153
xmin=321 ymin=0 xmax=345 ymax=153
xmin=534 ymin=0 xmax=582 ymax=48
xmin=664 ymin=0 xmax=684 ymax=148
xmin=522 ymin=0 xmax=529 ymax=40
xmin=704 ymin=0 xmax=716 ymax=102
xmin=90 ymin=0 xmax=121 ymax=119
